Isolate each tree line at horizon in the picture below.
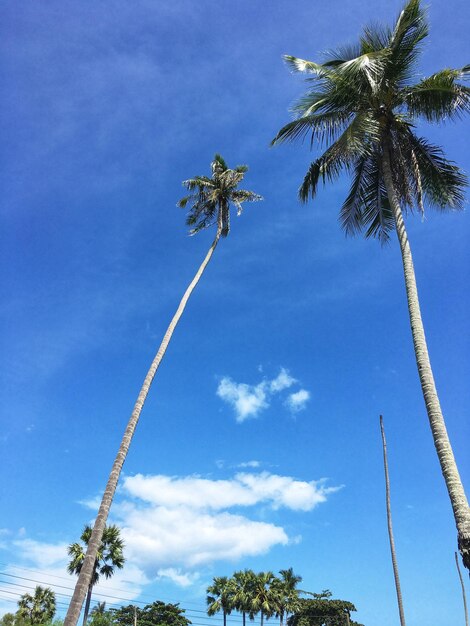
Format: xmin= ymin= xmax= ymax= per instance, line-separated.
xmin=17 ymin=2 xmax=468 ymax=626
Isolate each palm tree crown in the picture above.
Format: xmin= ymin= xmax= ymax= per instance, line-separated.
xmin=178 ymin=154 xmax=262 ymax=238
xmin=17 ymin=586 xmax=56 ymax=625
xmin=273 ymin=0 xmax=470 ymax=570
xmin=68 ymin=525 xmax=124 ymax=626
xmin=67 ymin=524 xmax=125 ymax=585
xmin=273 ymin=0 xmax=468 ymax=243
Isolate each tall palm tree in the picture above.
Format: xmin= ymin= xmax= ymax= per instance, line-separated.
xmin=271 ymin=569 xmax=302 ymax=626
xmin=67 ymin=524 xmax=124 ymax=626
xmin=207 ymin=576 xmax=235 ymax=626
xmin=17 ymin=586 xmax=56 ymax=625
xmin=250 ymin=572 xmax=276 ymax=626
xmin=63 ymin=156 xmax=261 ymax=626
xmin=273 ymin=0 xmax=470 ymax=568
xmin=380 ymin=416 xmax=406 ymax=626
xmin=232 ymin=570 xmax=256 ymax=626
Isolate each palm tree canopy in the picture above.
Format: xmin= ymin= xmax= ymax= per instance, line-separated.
xmin=207 ymin=576 xmax=235 ymax=617
xmin=272 ymin=0 xmax=469 ymax=243
xmin=178 ymin=154 xmax=262 ymax=237
xmin=17 ymin=586 xmax=56 ymax=625
xmin=67 ymin=524 xmax=125 ymax=586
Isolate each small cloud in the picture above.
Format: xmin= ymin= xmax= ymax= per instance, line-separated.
xmin=217 ymin=377 xmax=268 ymax=422
xmin=156 ymin=568 xmax=199 ymax=587
xmin=237 ymin=460 xmax=261 ymax=468
xmin=25 ymin=424 xmax=35 ymax=433
xmin=269 ymin=368 xmax=296 ymax=393
xmin=215 ymin=459 xmax=225 ymax=469
xmin=285 ymin=389 xmax=310 ymax=413
xmin=78 ymin=496 xmax=102 ymax=510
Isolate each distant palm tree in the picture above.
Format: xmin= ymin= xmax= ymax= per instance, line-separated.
xmin=90 ymin=603 xmax=107 ymax=616
xmin=273 ymin=0 xmax=470 ymax=568
xmin=17 ymin=586 xmax=56 ymax=625
xmin=63 ymin=156 xmax=261 ymax=626
xmin=272 ymin=569 xmax=302 ymax=626
xmin=380 ymin=416 xmax=406 ymax=626
xmin=67 ymin=525 xmax=124 ymax=626
xmin=207 ymin=576 xmax=235 ymax=626
xmin=232 ymin=570 xmax=256 ymax=626
xmin=250 ymin=572 xmax=276 ymax=626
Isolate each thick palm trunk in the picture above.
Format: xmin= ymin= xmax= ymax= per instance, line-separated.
xmin=382 ymin=144 xmax=470 ymax=570
xmin=64 ymin=225 xmax=223 ymax=626
xmin=380 ymin=415 xmax=406 ymax=626
xmin=81 ymin=584 xmax=93 ymax=626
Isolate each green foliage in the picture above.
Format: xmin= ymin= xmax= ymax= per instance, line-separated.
xmin=273 ymin=0 xmax=469 ymax=244
xmin=67 ymin=525 xmax=125 ymax=586
xmin=0 ymin=613 xmax=16 ymax=626
xmin=178 ymin=155 xmax=262 ymax=237
xmin=17 ymin=586 xmax=56 ymax=625
xmin=109 ymin=602 xmax=190 ymax=626
xmin=288 ymin=595 xmax=364 ymax=626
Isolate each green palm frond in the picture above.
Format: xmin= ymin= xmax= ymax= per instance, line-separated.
xmin=403 ymin=132 xmax=467 ymax=209
xmin=404 ymin=69 xmax=470 ymax=121
xmin=272 ymin=110 xmax=352 ymax=147
xmin=179 ymin=155 xmax=261 ymax=237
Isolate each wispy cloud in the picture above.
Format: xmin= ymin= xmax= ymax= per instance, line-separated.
xmin=285 ymin=389 xmax=310 ymax=413
xmin=217 ymin=367 xmax=308 ymax=422
xmin=217 ymin=377 xmax=268 ymax=422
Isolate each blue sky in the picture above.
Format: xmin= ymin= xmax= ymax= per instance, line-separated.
xmin=0 ymin=1 xmax=469 ymax=625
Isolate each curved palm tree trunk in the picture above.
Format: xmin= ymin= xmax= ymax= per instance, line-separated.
xmin=81 ymin=584 xmax=93 ymax=626
xmin=380 ymin=415 xmax=406 ymax=626
xmin=64 ymin=225 xmax=223 ymax=626
xmin=455 ymin=552 xmax=469 ymax=626
xmin=382 ymin=143 xmax=470 ymax=570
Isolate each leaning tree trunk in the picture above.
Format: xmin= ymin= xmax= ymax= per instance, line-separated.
xmin=382 ymin=143 xmax=470 ymax=571
xmin=380 ymin=415 xmax=406 ymax=626
xmin=455 ymin=552 xmax=469 ymax=626
xmin=81 ymin=584 xmax=93 ymax=626
xmin=64 ymin=222 xmax=223 ymax=626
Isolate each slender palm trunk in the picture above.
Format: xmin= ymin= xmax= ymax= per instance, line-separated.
xmin=64 ymin=225 xmax=223 ymax=626
xmin=455 ymin=552 xmax=469 ymax=626
xmin=81 ymin=584 xmax=93 ymax=626
xmin=380 ymin=415 xmax=406 ymax=626
xmin=382 ymin=143 xmax=470 ymax=570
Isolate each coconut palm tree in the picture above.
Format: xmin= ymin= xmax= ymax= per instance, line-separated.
xmin=232 ymin=570 xmax=256 ymax=626
xmin=250 ymin=572 xmax=276 ymax=626
xmin=207 ymin=576 xmax=235 ymax=626
xmin=17 ymin=586 xmax=56 ymax=625
xmin=63 ymin=156 xmax=261 ymax=626
xmin=271 ymin=569 xmax=302 ymax=626
xmin=273 ymin=0 xmax=470 ymax=569
xmin=67 ymin=524 xmax=124 ymax=626
xmin=380 ymin=416 xmax=406 ymax=626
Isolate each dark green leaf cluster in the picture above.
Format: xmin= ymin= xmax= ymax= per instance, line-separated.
xmin=288 ymin=595 xmax=364 ymax=626
xmin=273 ymin=0 xmax=469 ymax=243
xmin=178 ymin=154 xmax=262 ymax=237
xmin=108 ymin=602 xmax=191 ymax=626
xmin=67 ymin=525 xmax=125 ymax=587
xmin=16 ymin=586 xmax=56 ymax=626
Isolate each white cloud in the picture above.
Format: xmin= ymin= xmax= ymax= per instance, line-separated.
xmin=1 ymin=471 xmax=339 ymax=598
xmin=217 ymin=377 xmax=268 ymax=422
xmin=269 ymin=368 xmax=297 ymax=393
xmin=237 ymin=460 xmax=261 ymax=468
xmin=156 ymin=568 xmax=199 ymax=587
xmin=285 ymin=389 xmax=310 ymax=413
xmin=122 ymin=471 xmax=333 ymax=512
xmin=114 ymin=470 xmax=339 ymax=576
xmin=217 ymin=367 xmax=306 ymax=422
